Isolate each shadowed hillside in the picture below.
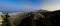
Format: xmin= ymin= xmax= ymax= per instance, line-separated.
xmin=3 ymin=10 xmax=60 ymax=26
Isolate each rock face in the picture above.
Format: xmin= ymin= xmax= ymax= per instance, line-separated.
xmin=0 ymin=12 xmax=3 ymax=26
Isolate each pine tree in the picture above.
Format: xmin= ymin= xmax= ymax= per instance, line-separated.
xmin=2 ymin=13 xmax=11 ymax=26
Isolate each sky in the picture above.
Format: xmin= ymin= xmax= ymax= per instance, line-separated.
xmin=0 ymin=0 xmax=60 ymax=14
xmin=0 ymin=0 xmax=45 ymax=14
xmin=0 ymin=0 xmax=43 ymax=8
xmin=42 ymin=0 xmax=60 ymax=11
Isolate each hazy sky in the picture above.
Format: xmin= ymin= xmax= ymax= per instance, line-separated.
xmin=0 ymin=0 xmax=44 ymax=13
xmin=0 ymin=0 xmax=60 ymax=13
xmin=42 ymin=0 xmax=60 ymax=11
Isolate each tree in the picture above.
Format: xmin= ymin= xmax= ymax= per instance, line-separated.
xmin=2 ymin=13 xmax=11 ymax=26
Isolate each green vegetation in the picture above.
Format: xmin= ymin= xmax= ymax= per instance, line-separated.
xmin=2 ymin=13 xmax=11 ymax=26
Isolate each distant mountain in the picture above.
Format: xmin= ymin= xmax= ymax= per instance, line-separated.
xmin=32 ymin=9 xmax=49 ymax=13
xmin=0 ymin=8 xmax=25 ymax=14
xmin=0 ymin=8 xmax=34 ymax=14
xmin=0 ymin=8 xmax=40 ymax=14
xmin=0 ymin=7 xmax=48 ymax=14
